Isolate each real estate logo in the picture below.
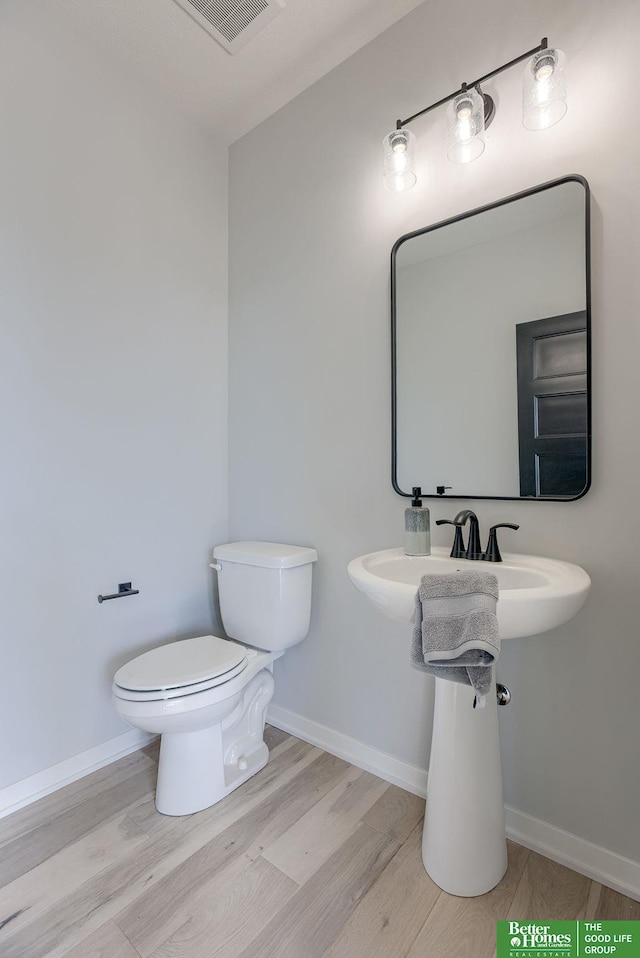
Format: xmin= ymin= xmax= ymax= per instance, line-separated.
xmin=497 ymin=921 xmax=640 ymax=958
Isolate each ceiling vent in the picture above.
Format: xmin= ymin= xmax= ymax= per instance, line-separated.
xmin=172 ymin=0 xmax=287 ymax=54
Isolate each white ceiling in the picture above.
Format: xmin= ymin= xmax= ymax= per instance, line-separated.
xmin=59 ymin=0 xmax=426 ymax=144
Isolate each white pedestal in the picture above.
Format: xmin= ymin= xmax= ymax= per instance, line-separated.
xmin=422 ymin=675 xmax=507 ymax=897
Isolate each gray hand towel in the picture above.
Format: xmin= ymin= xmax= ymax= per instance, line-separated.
xmin=411 ymin=571 xmax=500 ymax=705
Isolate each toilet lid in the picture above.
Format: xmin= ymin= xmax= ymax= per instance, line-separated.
xmin=114 ymin=635 xmax=247 ymax=692
xmin=113 ymin=658 xmax=249 ymax=702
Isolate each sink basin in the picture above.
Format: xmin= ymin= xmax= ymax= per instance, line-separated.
xmin=347 ymin=546 xmax=590 ymax=639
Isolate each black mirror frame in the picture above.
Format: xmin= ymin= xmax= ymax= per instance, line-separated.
xmin=391 ymin=173 xmax=591 ymax=502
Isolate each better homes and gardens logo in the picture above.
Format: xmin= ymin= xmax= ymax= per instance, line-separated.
xmin=497 ymin=921 xmax=640 ymax=958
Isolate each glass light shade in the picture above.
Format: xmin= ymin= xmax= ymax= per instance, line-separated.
xmin=447 ymin=87 xmax=485 ymax=164
xmin=523 ymin=48 xmax=567 ymax=130
xmin=383 ymin=129 xmax=417 ymax=192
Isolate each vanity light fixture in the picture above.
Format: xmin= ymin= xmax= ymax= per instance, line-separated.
xmin=383 ymin=37 xmax=567 ymax=191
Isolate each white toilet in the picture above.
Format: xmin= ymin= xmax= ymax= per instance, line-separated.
xmin=112 ymin=541 xmax=317 ymax=815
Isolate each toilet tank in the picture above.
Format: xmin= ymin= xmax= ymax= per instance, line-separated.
xmin=212 ymin=541 xmax=317 ymax=652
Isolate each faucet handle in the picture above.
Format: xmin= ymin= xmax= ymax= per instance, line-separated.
xmin=482 ymin=523 xmax=520 ymax=563
xmin=435 ymin=519 xmax=466 ymax=559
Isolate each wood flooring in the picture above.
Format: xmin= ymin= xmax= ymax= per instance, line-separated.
xmin=0 ymin=728 xmax=638 ymax=958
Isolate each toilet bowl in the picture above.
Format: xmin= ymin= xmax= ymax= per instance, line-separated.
xmin=112 ymin=541 xmax=317 ymax=816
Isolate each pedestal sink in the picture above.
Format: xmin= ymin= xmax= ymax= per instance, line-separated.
xmin=347 ymin=546 xmax=590 ymax=897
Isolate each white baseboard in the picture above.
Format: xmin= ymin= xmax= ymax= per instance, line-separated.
xmin=267 ymin=704 xmax=640 ymax=902
xmin=504 ymin=806 xmax=640 ymax=902
xmin=0 ymin=729 xmax=154 ymax=820
xmin=267 ymin=704 xmax=428 ymax=798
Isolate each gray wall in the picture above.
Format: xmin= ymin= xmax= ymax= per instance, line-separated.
xmin=0 ymin=3 xmax=228 ymax=788
xmin=229 ymin=0 xmax=640 ymax=863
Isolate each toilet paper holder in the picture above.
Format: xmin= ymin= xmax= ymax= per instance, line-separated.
xmin=98 ymin=582 xmax=140 ymax=604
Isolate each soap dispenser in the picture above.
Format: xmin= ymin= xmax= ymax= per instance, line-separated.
xmin=405 ymin=487 xmax=431 ymax=556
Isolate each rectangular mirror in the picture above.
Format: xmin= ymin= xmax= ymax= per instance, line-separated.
xmin=391 ymin=175 xmax=591 ymax=501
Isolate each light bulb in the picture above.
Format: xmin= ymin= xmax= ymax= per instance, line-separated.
xmin=535 ymin=61 xmax=554 ymax=82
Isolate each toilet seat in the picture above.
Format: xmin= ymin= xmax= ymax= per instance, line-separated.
xmin=113 ymin=635 xmax=247 ymax=702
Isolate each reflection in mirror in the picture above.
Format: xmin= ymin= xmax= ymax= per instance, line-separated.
xmin=392 ymin=176 xmax=590 ymax=501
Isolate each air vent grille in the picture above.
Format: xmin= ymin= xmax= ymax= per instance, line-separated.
xmin=173 ymin=0 xmax=286 ymax=54
xmin=187 ymin=0 xmax=268 ymax=43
